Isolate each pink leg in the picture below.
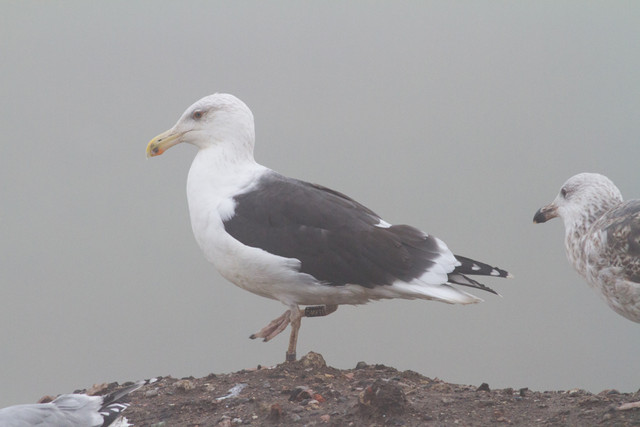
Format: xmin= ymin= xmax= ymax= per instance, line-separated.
xmin=249 ymin=309 xmax=294 ymax=342
xmin=250 ymin=305 xmax=339 ymax=362
xmin=286 ymin=309 xmax=303 ymax=362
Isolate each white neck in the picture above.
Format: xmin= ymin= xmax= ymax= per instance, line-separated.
xmin=186 ymin=144 xmax=266 ymax=229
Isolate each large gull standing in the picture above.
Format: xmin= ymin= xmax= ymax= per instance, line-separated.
xmin=534 ymin=172 xmax=640 ymax=323
xmin=146 ymin=93 xmax=511 ymax=361
xmin=0 ymin=379 xmax=152 ymax=427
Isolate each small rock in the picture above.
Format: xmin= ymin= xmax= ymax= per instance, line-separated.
xmin=358 ymin=379 xmax=407 ymax=416
xmin=519 ymin=388 xmax=529 ymax=397
xmin=268 ymin=403 xmax=283 ymax=422
xmin=578 ymin=395 xmax=600 ymax=407
xmin=477 ymin=383 xmax=491 ymax=392
xmin=287 ymin=413 xmax=302 ymax=422
xmin=320 ymin=414 xmax=331 ymax=423
xmin=568 ymin=388 xmax=585 ymax=397
xmin=430 ymin=382 xmax=452 ymax=393
xmin=87 ymin=383 xmax=109 ymax=396
xmin=290 ymin=386 xmax=313 ymax=401
xmin=494 ymin=409 xmax=511 ymax=423
xmin=300 ymin=352 xmax=326 ymax=369
xmin=355 ymin=361 xmax=368 ymax=369
xmin=174 ymin=379 xmax=195 ymax=392
xmin=145 ymin=389 xmax=159 ymax=398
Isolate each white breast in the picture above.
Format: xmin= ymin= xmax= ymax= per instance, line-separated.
xmin=186 ymin=149 xmax=320 ymax=304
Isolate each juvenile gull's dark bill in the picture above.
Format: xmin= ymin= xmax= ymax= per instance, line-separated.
xmin=534 ymin=172 xmax=640 ymax=323
xmin=146 ymin=93 xmax=511 ymax=362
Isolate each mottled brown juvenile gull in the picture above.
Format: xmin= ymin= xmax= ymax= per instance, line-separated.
xmin=0 ymin=379 xmax=153 ymax=427
xmin=146 ymin=93 xmax=511 ymax=362
xmin=534 ymin=172 xmax=640 ymax=323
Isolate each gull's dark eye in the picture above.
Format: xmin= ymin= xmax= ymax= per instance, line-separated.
xmin=192 ymin=110 xmax=203 ymax=120
xmin=560 ymin=188 xmax=568 ymax=198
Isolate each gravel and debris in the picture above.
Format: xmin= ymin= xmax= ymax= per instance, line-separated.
xmin=79 ymin=352 xmax=640 ymax=426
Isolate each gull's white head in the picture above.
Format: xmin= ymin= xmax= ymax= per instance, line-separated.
xmin=533 ymin=172 xmax=624 ymax=231
xmin=146 ymin=93 xmax=255 ymax=158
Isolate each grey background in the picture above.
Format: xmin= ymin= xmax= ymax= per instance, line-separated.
xmin=1 ymin=1 xmax=639 ymax=407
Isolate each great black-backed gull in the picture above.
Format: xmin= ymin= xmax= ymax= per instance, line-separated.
xmin=534 ymin=172 xmax=640 ymax=323
xmin=146 ymin=93 xmax=511 ymax=361
xmin=0 ymin=379 xmax=153 ymax=427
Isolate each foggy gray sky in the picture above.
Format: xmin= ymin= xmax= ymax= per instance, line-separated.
xmin=1 ymin=2 xmax=639 ymax=407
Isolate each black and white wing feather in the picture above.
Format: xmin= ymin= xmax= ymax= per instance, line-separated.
xmin=0 ymin=379 xmax=154 ymax=427
xmin=224 ymin=171 xmax=508 ymax=294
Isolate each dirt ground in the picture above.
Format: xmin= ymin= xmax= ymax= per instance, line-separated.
xmin=90 ymin=352 xmax=639 ymax=426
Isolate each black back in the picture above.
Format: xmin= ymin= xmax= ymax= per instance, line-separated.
xmin=224 ymin=172 xmax=453 ymax=288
